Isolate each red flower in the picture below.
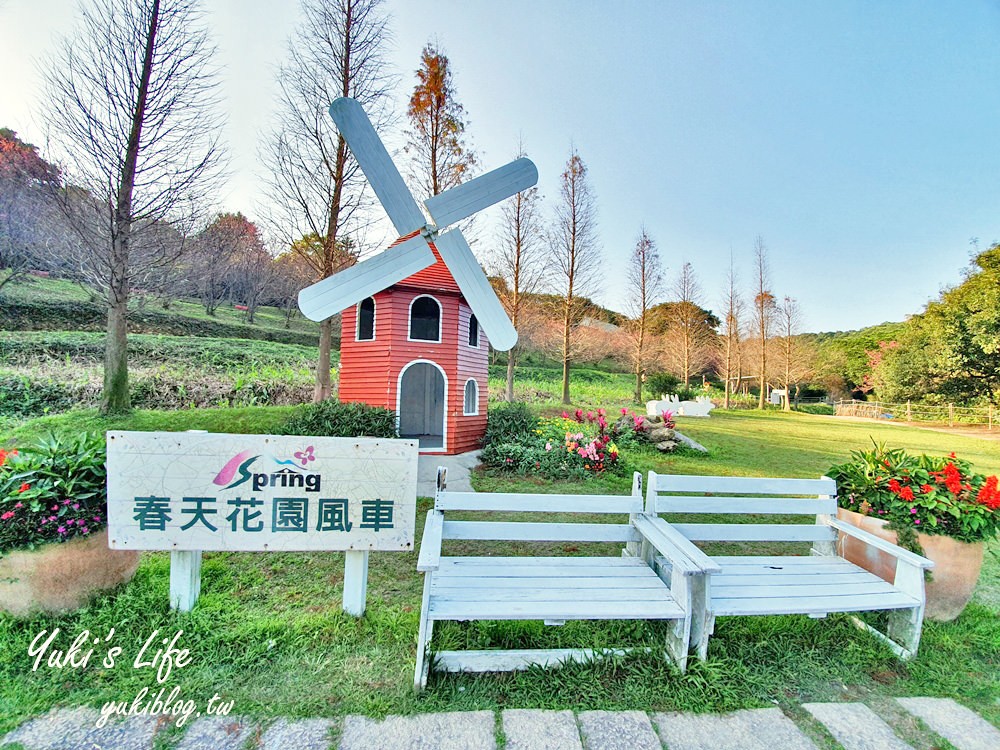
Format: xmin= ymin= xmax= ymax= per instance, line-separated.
xmin=887 ymin=479 xmax=902 ymax=494
xmin=899 ymin=486 xmax=915 ymax=502
xmin=976 ymin=476 xmax=1000 ymax=510
xmin=18 ymin=483 xmax=30 ymax=493
xmin=920 ymin=484 xmax=933 ymax=494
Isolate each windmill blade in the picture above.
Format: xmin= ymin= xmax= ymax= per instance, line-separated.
xmin=424 ymin=157 xmax=538 ymax=229
xmin=329 ymin=97 xmax=426 ymax=236
xmin=433 ymin=229 xmax=518 ymax=351
xmin=298 ymin=234 xmax=434 ymax=322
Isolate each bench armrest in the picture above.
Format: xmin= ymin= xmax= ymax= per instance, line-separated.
xmin=633 ymin=514 xmax=721 ymax=575
xmin=417 ymin=510 xmax=444 ymax=572
xmin=825 ymin=518 xmax=934 ymax=570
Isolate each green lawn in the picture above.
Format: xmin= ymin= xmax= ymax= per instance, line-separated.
xmin=1 ymin=408 xmax=997 ymax=733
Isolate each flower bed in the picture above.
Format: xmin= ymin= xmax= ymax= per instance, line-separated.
xmin=480 ymin=403 xmax=654 ymax=479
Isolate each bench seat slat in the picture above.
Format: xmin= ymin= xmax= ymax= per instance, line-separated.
xmin=437 ymin=557 xmax=652 ymax=578
xmin=713 ymin=555 xmax=854 ymax=566
xmin=673 ymin=523 xmax=837 ymax=542
xmin=437 ymin=492 xmax=643 ymax=514
xmin=713 ymin=580 xmax=900 ymax=599
xmin=713 ymin=571 xmax=874 ymax=586
xmin=442 ymin=520 xmax=639 ymax=543
xmin=656 ymin=497 xmax=836 ymax=515
xmin=431 ymin=586 xmax=670 ymax=602
xmin=653 ymin=475 xmax=836 ymax=495
xmin=712 ymin=590 xmax=920 ymax=616
xmin=428 ymin=597 xmax=684 ymax=621
xmin=433 ymin=574 xmax=662 ymax=589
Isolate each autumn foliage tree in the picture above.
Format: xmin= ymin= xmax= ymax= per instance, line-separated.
xmin=0 ymin=129 xmax=64 ymax=292
xmin=751 ymin=236 xmax=775 ymax=408
xmin=406 ymin=42 xmax=475 ymax=196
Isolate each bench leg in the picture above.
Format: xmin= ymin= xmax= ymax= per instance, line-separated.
xmin=413 ymin=573 xmax=434 ymax=693
xmin=887 ymin=561 xmax=925 ymax=658
xmin=663 ymin=566 xmax=692 ymax=672
xmin=686 ymin=574 xmax=714 ymax=662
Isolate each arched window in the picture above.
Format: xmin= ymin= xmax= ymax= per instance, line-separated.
xmin=409 ymin=295 xmax=441 ymax=342
xmin=356 ymin=297 xmax=375 ymax=341
xmin=468 ymin=314 xmax=479 ymax=347
xmin=463 ymin=379 xmax=479 ymax=415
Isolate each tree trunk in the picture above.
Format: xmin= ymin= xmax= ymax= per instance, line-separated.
xmin=635 ymin=363 xmax=643 ymax=405
xmin=561 ymin=304 xmax=572 ymax=405
xmin=505 ymin=348 xmax=516 ymax=402
xmin=99 ymin=0 xmax=159 ymax=415
xmin=314 ymin=318 xmax=333 ymax=402
xmin=102 ymin=291 xmax=130 ymax=413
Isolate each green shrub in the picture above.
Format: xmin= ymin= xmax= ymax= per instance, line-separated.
xmin=280 ymin=400 xmax=397 ymax=438
xmin=482 ymin=401 xmax=538 ymax=448
xmin=646 ymin=372 xmax=681 ymax=398
xmin=1 ymin=433 xmax=107 ymax=553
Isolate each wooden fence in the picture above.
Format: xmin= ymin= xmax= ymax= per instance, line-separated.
xmin=835 ymin=399 xmax=995 ymax=429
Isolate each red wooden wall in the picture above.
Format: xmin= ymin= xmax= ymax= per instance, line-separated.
xmin=339 ymin=244 xmax=489 ymax=454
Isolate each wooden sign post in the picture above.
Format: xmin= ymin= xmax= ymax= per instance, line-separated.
xmin=106 ymin=431 xmax=418 ymax=616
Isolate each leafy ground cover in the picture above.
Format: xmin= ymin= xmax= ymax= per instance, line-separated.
xmin=1 ymin=408 xmax=997 ymax=732
xmin=0 ymin=333 xmax=321 ymax=419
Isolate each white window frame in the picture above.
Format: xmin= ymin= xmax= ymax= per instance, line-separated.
xmin=407 ymin=294 xmax=442 ymax=343
xmin=463 ymin=378 xmax=479 ymax=416
xmin=355 ymin=297 xmax=376 ymax=342
xmin=468 ymin=313 xmax=480 ymax=348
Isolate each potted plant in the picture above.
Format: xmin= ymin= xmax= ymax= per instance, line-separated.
xmin=0 ymin=433 xmax=140 ymax=617
xmin=828 ymin=442 xmax=1000 ymax=621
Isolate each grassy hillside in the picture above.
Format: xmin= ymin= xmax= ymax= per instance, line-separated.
xmin=0 ymin=275 xmax=324 ymax=346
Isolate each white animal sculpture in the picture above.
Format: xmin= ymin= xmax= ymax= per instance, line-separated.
xmin=297 ymin=98 xmax=537 ymax=352
xmin=646 ymin=394 xmax=715 ymax=418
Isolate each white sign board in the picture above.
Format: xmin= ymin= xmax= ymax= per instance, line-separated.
xmin=107 ymin=432 xmax=418 ymax=552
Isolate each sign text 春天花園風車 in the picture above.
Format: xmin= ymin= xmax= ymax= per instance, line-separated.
xmin=106 ymin=432 xmax=418 ymax=552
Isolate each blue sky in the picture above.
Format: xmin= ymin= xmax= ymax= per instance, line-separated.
xmin=2 ymin=0 xmax=1000 ymax=332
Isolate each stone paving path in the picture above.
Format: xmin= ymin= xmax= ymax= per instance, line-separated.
xmin=416 ymin=450 xmax=479 ymax=497
xmin=3 ymin=698 xmax=998 ymax=750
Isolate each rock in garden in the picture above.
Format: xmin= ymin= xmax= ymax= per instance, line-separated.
xmin=647 ymin=427 xmax=675 ymax=443
xmin=655 ymin=440 xmax=678 ymax=452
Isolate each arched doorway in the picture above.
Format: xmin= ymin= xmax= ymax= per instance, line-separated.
xmin=398 ymin=361 xmax=446 ymax=450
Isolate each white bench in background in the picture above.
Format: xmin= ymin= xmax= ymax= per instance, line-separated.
xmin=642 ymin=471 xmax=933 ymax=661
xmin=413 ymin=469 xmax=702 ymax=691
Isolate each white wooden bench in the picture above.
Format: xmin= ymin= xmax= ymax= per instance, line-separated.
xmin=413 ymin=469 xmax=703 ymax=691
xmin=642 ymin=471 xmax=934 ymax=661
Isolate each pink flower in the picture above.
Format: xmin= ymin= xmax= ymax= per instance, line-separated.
xmin=545 ymin=442 xmax=552 ymax=452
xmin=80 ymin=527 xmax=89 ymax=534
xmin=51 ymin=505 xmax=58 ymax=511
xmin=621 ymin=407 xmax=628 ymax=415
xmin=914 ymin=519 xmax=920 ymax=524
xmin=56 ymin=526 xmax=66 ymax=534
xmin=562 ymin=411 xmax=570 ymax=419
xmin=1 ymin=511 xmax=14 ymax=520
xmin=93 ymin=515 xmax=101 ymax=522
xmin=910 ymin=507 xmax=918 ymax=514
xmin=62 ymin=499 xmax=72 ymax=506
xmin=72 ymin=504 xmax=80 ymax=510
xmin=14 ymin=502 xmax=23 ymax=509
xmin=597 ymin=408 xmax=605 ymax=417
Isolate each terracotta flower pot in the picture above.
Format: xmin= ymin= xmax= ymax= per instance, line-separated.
xmin=0 ymin=528 xmax=140 ymax=617
xmin=836 ymin=507 xmax=985 ymax=622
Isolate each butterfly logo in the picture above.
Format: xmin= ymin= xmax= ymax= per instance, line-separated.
xmin=294 ymin=445 xmax=316 ymax=467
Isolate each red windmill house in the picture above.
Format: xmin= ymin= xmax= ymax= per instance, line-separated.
xmin=299 ymin=98 xmax=537 ymax=453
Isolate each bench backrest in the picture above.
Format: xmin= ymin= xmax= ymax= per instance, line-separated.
xmin=645 ymin=471 xmax=838 ymax=545
xmin=433 ymin=468 xmax=643 ymax=545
